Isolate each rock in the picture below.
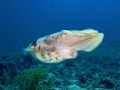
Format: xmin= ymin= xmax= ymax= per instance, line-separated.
xmin=78 ymin=76 xmax=86 ymax=83
xmin=55 ymin=81 xmax=61 ymax=87
xmin=50 ymin=88 xmax=61 ymax=90
xmin=99 ymin=80 xmax=114 ymax=89
xmin=0 ymin=84 xmax=8 ymax=90
xmin=67 ymin=84 xmax=81 ymax=90
xmin=1 ymin=56 xmax=7 ymax=60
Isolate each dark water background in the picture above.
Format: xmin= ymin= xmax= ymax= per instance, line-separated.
xmin=0 ymin=0 xmax=120 ymax=54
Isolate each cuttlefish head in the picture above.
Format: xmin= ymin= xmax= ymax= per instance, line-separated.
xmin=56 ymin=28 xmax=104 ymax=52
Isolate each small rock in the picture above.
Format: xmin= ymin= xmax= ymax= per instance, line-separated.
xmin=67 ymin=84 xmax=81 ymax=90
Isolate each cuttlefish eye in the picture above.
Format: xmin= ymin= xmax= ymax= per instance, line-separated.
xmin=60 ymin=31 xmax=67 ymax=38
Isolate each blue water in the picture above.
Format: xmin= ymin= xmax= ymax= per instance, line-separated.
xmin=0 ymin=0 xmax=120 ymax=89
xmin=0 ymin=0 xmax=120 ymax=54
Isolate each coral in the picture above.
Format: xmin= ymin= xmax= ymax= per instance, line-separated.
xmin=12 ymin=67 xmax=54 ymax=90
xmin=0 ymin=61 xmax=18 ymax=86
xmin=0 ymin=69 xmax=11 ymax=86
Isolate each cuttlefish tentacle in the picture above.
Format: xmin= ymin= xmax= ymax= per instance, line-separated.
xmin=24 ymin=28 xmax=104 ymax=63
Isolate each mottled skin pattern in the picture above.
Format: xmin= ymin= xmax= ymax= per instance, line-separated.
xmin=25 ymin=28 xmax=104 ymax=63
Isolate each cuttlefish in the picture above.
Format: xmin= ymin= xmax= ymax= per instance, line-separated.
xmin=24 ymin=28 xmax=104 ymax=63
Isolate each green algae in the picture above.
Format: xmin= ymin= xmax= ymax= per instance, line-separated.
xmin=12 ymin=67 xmax=54 ymax=90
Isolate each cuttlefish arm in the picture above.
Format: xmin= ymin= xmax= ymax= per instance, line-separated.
xmin=56 ymin=29 xmax=104 ymax=59
xmin=24 ymin=28 xmax=104 ymax=63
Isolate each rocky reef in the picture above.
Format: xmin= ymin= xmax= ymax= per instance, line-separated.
xmin=0 ymin=40 xmax=120 ymax=90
